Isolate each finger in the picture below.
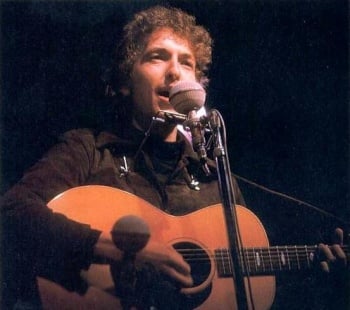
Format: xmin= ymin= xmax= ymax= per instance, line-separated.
xmin=320 ymin=261 xmax=330 ymax=273
xmin=330 ymin=244 xmax=347 ymax=267
xmin=159 ymin=264 xmax=194 ymax=287
xmin=168 ymin=252 xmax=191 ymax=275
xmin=318 ymin=243 xmax=336 ymax=262
xmin=333 ymin=228 xmax=344 ymax=245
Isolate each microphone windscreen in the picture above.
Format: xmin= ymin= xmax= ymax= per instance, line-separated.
xmin=169 ymin=81 xmax=206 ymax=114
xmin=111 ymin=215 xmax=150 ymax=253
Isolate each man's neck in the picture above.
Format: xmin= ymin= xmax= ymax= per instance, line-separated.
xmin=162 ymin=127 xmax=178 ymax=142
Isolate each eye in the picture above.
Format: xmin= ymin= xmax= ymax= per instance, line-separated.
xmin=149 ymin=52 xmax=162 ymax=60
xmin=181 ymin=59 xmax=195 ymax=70
xmin=179 ymin=55 xmax=195 ymax=70
xmin=146 ymin=50 xmax=167 ymax=62
xmin=141 ymin=51 xmax=164 ymax=63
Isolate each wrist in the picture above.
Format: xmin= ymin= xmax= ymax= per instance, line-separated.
xmin=93 ymin=231 xmax=123 ymax=264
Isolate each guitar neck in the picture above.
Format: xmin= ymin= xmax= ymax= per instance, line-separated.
xmin=215 ymin=245 xmax=349 ymax=277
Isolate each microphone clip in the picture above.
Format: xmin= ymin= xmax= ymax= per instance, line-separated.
xmin=183 ymin=111 xmax=211 ymax=176
xmin=155 ymin=110 xmax=212 ymax=176
xmin=154 ymin=111 xmax=187 ymax=124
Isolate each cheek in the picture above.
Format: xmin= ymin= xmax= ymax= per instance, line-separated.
xmin=131 ymin=67 xmax=153 ymax=93
xmin=184 ymin=69 xmax=197 ymax=81
xmin=131 ymin=66 xmax=159 ymax=96
xmin=130 ymin=76 xmax=155 ymax=112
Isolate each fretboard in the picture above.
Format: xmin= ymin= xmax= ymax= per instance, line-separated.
xmin=215 ymin=245 xmax=349 ymax=277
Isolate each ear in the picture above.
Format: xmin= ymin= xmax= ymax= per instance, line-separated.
xmin=119 ymin=86 xmax=131 ymax=96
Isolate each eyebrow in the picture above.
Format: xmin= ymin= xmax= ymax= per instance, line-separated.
xmin=142 ymin=47 xmax=195 ymax=61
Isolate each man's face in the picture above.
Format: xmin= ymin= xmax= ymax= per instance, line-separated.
xmin=129 ymin=28 xmax=197 ymax=131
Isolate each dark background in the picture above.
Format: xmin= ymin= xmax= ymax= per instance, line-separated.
xmin=1 ymin=0 xmax=349 ymax=308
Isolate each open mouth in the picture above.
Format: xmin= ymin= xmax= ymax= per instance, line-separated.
xmin=157 ymin=89 xmax=171 ymax=107
xmin=158 ymin=90 xmax=170 ymax=99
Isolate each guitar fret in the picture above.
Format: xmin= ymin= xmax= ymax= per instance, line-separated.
xmin=221 ymin=249 xmax=226 ymax=275
xmin=291 ymin=245 xmax=304 ymax=270
xmin=268 ymin=247 xmax=274 ymax=271
xmin=286 ymin=246 xmax=291 ymax=270
xmin=292 ymin=247 xmax=299 ymax=269
xmin=304 ymin=245 xmax=318 ymax=269
xmin=255 ymin=248 xmax=262 ymax=272
xmin=276 ymin=246 xmax=281 ymax=270
xmin=222 ymin=249 xmax=227 ymax=275
xmin=247 ymin=248 xmax=253 ymax=273
xmin=305 ymin=245 xmax=311 ymax=268
xmin=269 ymin=248 xmax=275 ymax=270
xmin=242 ymin=248 xmax=261 ymax=275
xmin=215 ymin=248 xmax=233 ymax=277
xmin=247 ymin=248 xmax=254 ymax=274
xmin=288 ymin=247 xmax=293 ymax=269
xmin=281 ymin=248 xmax=286 ymax=270
xmin=215 ymin=249 xmax=222 ymax=276
xmin=239 ymin=249 xmax=245 ymax=274
xmin=245 ymin=247 xmax=251 ymax=274
xmin=260 ymin=247 xmax=266 ymax=272
xmin=227 ymin=249 xmax=233 ymax=275
xmin=295 ymin=245 xmax=300 ymax=269
xmin=254 ymin=248 xmax=259 ymax=271
xmin=257 ymin=247 xmax=265 ymax=273
xmin=256 ymin=249 xmax=263 ymax=273
xmin=291 ymin=246 xmax=298 ymax=270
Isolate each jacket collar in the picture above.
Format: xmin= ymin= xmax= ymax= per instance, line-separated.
xmin=95 ymin=126 xmax=199 ymax=163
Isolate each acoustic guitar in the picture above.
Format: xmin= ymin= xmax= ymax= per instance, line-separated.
xmin=37 ymin=185 xmax=348 ymax=309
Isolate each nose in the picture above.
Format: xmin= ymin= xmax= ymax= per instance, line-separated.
xmin=166 ymin=58 xmax=181 ymax=83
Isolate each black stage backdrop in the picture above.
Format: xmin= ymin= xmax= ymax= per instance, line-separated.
xmin=1 ymin=1 xmax=349 ymax=309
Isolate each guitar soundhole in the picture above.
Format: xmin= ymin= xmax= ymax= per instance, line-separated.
xmin=173 ymin=241 xmax=211 ymax=287
xmin=172 ymin=241 xmax=212 ymax=308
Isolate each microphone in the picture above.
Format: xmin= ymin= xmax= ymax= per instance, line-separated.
xmin=169 ymin=81 xmax=210 ymax=175
xmin=156 ymin=81 xmax=205 ymax=124
xmin=110 ymin=215 xmax=151 ymax=308
xmin=111 ymin=215 xmax=150 ymax=255
xmin=169 ymin=81 xmax=206 ymax=114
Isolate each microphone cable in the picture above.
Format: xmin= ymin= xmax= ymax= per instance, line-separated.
xmin=231 ymin=173 xmax=350 ymax=226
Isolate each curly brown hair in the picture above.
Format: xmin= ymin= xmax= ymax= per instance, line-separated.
xmin=116 ymin=5 xmax=213 ymax=88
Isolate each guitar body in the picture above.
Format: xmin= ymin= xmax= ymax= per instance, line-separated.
xmin=38 ymin=185 xmax=275 ymax=309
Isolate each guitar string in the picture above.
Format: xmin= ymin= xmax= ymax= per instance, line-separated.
xmin=172 ymin=253 xmax=316 ymax=274
xmin=174 ymin=245 xmax=349 ymax=263
xmin=175 ymin=245 xmax=348 ymax=254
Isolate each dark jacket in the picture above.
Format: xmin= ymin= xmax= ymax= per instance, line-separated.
xmin=1 ymin=126 xmax=245 ymax=308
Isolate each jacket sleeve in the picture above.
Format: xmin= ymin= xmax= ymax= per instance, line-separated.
xmin=1 ymin=129 xmax=102 ymax=301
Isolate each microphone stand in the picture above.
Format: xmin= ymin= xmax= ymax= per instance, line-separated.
xmin=209 ymin=110 xmax=249 ymax=310
xmin=156 ymin=108 xmax=251 ymax=309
